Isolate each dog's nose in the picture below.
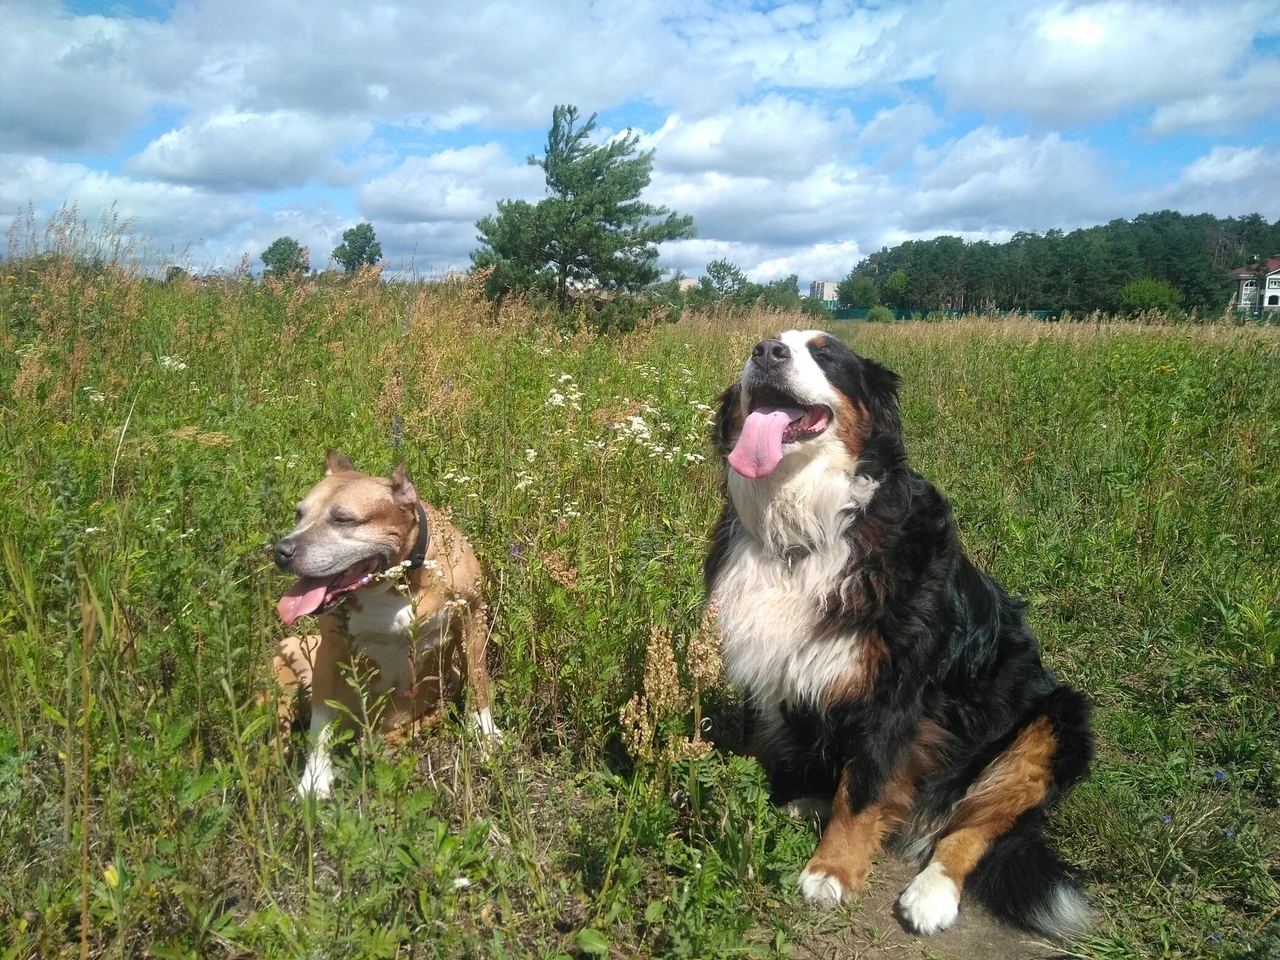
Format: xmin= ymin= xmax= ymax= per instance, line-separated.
xmin=274 ymin=538 xmax=296 ymax=570
xmin=751 ymin=338 xmax=791 ymax=370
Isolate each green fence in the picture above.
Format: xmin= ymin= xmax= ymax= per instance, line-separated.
xmin=830 ymin=308 xmax=1062 ymax=321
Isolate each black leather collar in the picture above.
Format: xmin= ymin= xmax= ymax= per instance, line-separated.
xmin=406 ymin=501 xmax=431 ymax=570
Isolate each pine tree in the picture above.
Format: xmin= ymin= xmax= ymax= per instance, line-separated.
xmin=473 ymin=105 xmax=695 ymax=308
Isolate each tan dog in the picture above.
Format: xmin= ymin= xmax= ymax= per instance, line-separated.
xmin=272 ymin=450 xmax=499 ymax=798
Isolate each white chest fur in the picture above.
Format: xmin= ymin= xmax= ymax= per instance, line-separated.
xmin=714 ymin=450 xmax=880 ymax=710
xmin=342 ymin=584 xmax=452 ymax=695
xmin=713 ymin=531 xmax=867 ymax=708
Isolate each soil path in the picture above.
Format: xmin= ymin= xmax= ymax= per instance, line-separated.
xmin=790 ymin=856 xmax=1069 ymax=960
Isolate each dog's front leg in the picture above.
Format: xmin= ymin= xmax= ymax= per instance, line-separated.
xmin=295 ymin=626 xmax=352 ymax=799
xmin=798 ymin=759 xmax=913 ymax=904
xmin=298 ymin=702 xmax=338 ymax=799
xmin=460 ymin=599 xmax=502 ymax=744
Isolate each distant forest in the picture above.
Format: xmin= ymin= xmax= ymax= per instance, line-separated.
xmin=847 ymin=211 xmax=1280 ymax=315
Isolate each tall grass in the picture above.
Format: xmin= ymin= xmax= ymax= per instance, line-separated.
xmin=1 ymin=247 xmax=1278 ymax=958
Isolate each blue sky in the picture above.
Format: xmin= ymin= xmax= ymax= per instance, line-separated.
xmin=3 ymin=0 xmax=1279 ymax=284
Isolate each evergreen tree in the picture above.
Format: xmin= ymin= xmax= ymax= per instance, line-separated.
xmin=473 ymin=105 xmax=695 ymax=308
xmin=705 ymin=259 xmax=749 ymax=299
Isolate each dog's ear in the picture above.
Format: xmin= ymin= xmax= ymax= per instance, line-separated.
xmin=389 ymin=463 xmax=418 ymax=507
xmin=861 ymin=357 xmax=902 ymax=410
xmin=860 ymin=357 xmax=903 ymax=440
xmin=325 ymin=449 xmax=356 ymax=475
xmin=712 ymin=383 xmax=744 ymax=457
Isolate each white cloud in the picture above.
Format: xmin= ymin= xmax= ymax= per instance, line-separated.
xmin=126 ymin=111 xmax=373 ymax=191
xmin=648 ymin=124 xmax=1120 ymax=281
xmin=657 ymin=236 xmax=863 ymax=286
xmin=1179 ymin=145 xmax=1269 ymax=187
xmin=670 ymin=1 xmax=915 ymax=93
xmin=907 ymin=127 xmax=1114 ymax=232
xmin=358 ymin=144 xmax=544 ymax=225
xmin=1153 ymin=145 xmax=1280 ymax=217
xmin=753 ymin=240 xmax=864 ymax=284
xmin=2 ymin=0 xmax=1278 ymax=288
xmin=935 ymin=1 xmax=1268 ymax=125
xmin=650 ymin=163 xmax=882 ymax=249
xmin=161 ymin=0 xmax=676 ymax=126
xmin=0 ymin=155 xmax=257 ymax=264
xmin=0 ymin=6 xmax=164 ymax=152
xmin=371 ymin=220 xmax=486 ymax=275
xmin=1148 ymin=60 xmax=1280 ymax=136
xmin=855 ymin=100 xmax=943 ymax=168
xmin=646 ymin=96 xmax=856 ymax=178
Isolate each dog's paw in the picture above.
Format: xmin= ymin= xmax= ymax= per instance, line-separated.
xmin=799 ymin=864 xmax=848 ymax=906
xmin=468 ymin=707 xmax=503 ymax=743
xmin=898 ymin=862 xmax=960 ymax=935
xmin=297 ymin=756 xmax=335 ymax=800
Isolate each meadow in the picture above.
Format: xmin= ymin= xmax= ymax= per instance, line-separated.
xmin=1 ymin=253 xmax=1278 ymax=959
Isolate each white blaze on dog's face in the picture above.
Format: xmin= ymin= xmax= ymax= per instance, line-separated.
xmin=273 ymin=451 xmax=422 ymax=626
xmin=715 ymin=330 xmax=902 ymax=550
xmin=726 ymin=330 xmax=885 ymax=480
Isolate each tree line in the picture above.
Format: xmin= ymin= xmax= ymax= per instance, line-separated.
xmin=838 ymin=212 xmax=1280 ymax=315
xmin=257 ymin=101 xmax=1279 ymax=323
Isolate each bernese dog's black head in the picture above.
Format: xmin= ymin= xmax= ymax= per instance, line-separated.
xmin=714 ymin=330 xmax=904 ymax=481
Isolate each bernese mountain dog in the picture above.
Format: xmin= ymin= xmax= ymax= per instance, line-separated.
xmin=705 ymin=329 xmax=1094 ymax=937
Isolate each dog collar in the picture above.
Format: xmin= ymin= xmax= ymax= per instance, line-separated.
xmin=406 ymin=500 xmax=431 ymax=570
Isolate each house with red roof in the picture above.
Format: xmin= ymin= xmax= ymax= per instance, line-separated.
xmin=1230 ymin=256 xmax=1280 ymax=312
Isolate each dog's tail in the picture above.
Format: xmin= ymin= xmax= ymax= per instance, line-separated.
xmin=967 ymin=809 xmax=1091 ymax=938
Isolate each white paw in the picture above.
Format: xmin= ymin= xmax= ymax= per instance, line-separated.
xmin=898 ymin=862 xmax=960 ymax=935
xmin=297 ymin=754 xmax=334 ymax=800
xmin=799 ymin=866 xmax=846 ymax=906
xmin=468 ymin=707 xmax=503 ymax=743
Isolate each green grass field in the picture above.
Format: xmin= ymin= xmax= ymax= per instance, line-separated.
xmin=2 ymin=259 xmax=1278 ymax=958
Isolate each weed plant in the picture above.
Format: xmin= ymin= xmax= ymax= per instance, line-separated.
xmin=1 ymin=240 xmax=1278 ymax=957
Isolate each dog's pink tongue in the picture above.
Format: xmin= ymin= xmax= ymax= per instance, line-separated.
xmin=278 ymin=578 xmax=328 ymax=627
xmin=728 ymin=407 xmax=804 ymax=479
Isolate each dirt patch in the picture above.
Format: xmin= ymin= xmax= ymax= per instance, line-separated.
xmin=790 ymin=855 xmax=1070 ymax=960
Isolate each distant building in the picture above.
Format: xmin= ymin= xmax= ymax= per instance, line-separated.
xmin=678 ymin=277 xmax=699 ymax=292
xmin=1230 ymin=256 xmax=1280 ymax=312
xmin=810 ymin=280 xmax=839 ymax=307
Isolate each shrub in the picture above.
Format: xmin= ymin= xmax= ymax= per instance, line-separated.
xmin=1120 ymin=277 xmax=1182 ymax=317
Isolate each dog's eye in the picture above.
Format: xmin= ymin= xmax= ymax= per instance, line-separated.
xmin=294 ymin=506 xmax=303 ymax=521
xmin=331 ymin=511 xmax=361 ymax=525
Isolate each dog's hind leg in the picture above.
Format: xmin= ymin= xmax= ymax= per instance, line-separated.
xmin=897 ymin=713 xmax=1084 ymax=936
